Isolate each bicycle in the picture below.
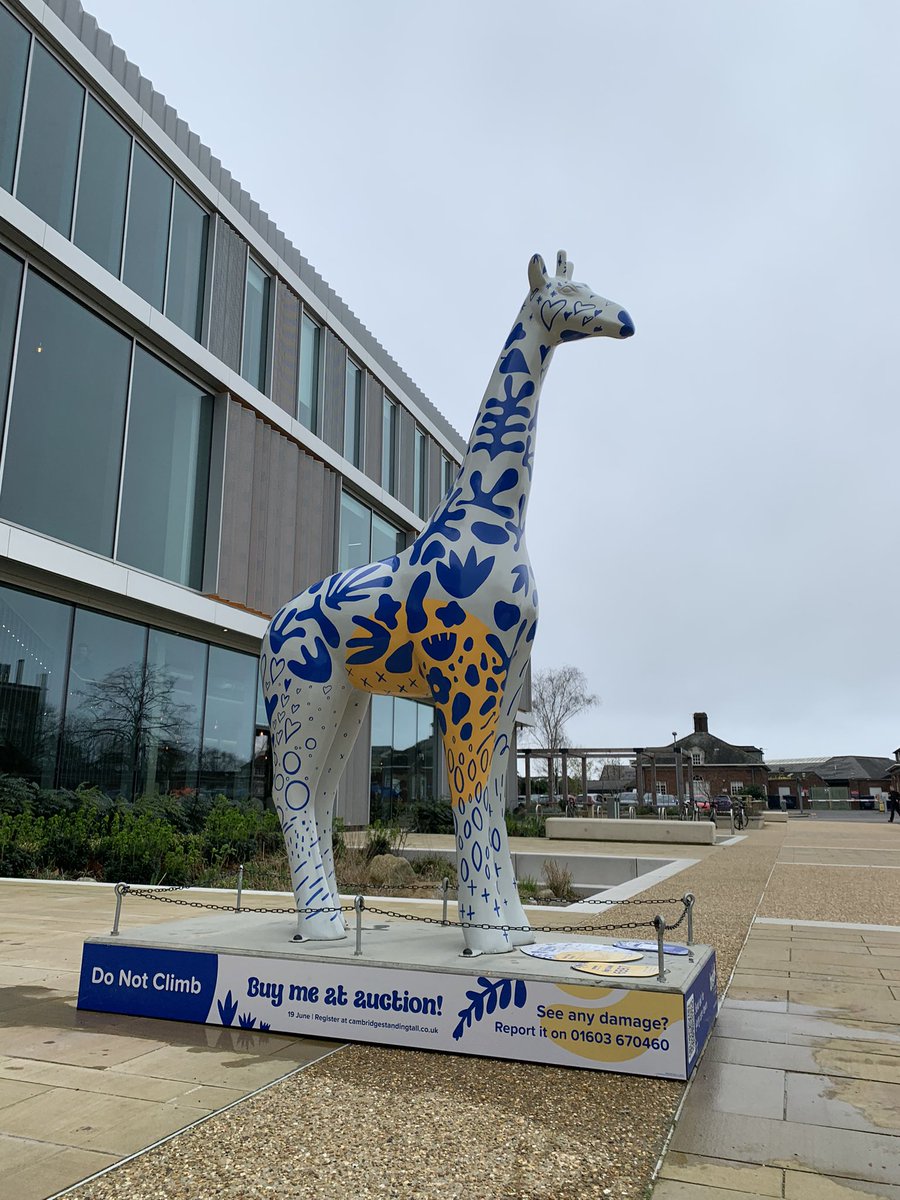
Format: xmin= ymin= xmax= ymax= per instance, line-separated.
xmin=732 ymin=801 xmax=748 ymax=831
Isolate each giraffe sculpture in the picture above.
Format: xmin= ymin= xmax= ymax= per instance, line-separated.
xmin=261 ymin=250 xmax=634 ymax=955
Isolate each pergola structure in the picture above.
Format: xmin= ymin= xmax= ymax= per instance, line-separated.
xmin=517 ymin=746 xmax=697 ymax=811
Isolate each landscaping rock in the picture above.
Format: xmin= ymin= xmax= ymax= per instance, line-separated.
xmin=367 ymin=853 xmax=416 ymax=888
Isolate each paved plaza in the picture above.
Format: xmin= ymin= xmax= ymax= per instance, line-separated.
xmin=0 ymin=816 xmax=897 ymax=1199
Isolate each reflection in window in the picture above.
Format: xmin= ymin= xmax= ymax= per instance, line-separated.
xmin=297 ymin=312 xmax=320 ymax=431
xmin=413 ymin=427 xmax=427 ymax=518
xmin=369 ymin=696 xmax=438 ymax=825
xmin=442 ymin=453 xmax=455 ymax=496
xmin=241 ymin=258 xmax=269 ymax=392
xmin=141 ymin=629 xmax=206 ymax=796
xmin=371 ymin=513 xmax=403 ymax=562
xmin=339 ymin=491 xmax=371 ymax=571
xmin=0 ymin=271 xmax=131 ymax=555
xmin=0 ymin=585 xmax=70 ymax=787
xmin=0 ymin=246 xmax=23 ymax=434
xmin=200 ymin=646 xmax=256 ymax=800
xmin=117 ymin=347 xmax=212 ymax=588
xmin=0 ymin=7 xmax=29 ymax=192
xmin=73 ymin=98 xmax=130 ymax=276
xmin=123 ymin=145 xmax=172 ymax=310
xmin=59 ymin=608 xmax=147 ymax=796
xmin=343 ymin=359 xmax=362 ymax=466
xmin=15 ymin=44 xmax=84 ymax=235
xmin=165 ymin=186 xmax=208 ymax=340
xmin=382 ymin=396 xmax=396 ymax=494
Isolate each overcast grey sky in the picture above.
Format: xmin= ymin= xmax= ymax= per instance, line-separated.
xmin=83 ymin=0 xmax=900 ymax=758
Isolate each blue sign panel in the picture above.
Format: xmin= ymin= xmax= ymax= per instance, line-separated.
xmin=683 ymin=951 xmax=717 ymax=1075
xmin=79 ymin=942 xmax=219 ymax=1023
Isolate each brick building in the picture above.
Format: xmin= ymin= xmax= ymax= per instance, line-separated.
xmin=645 ymin=712 xmax=769 ymax=801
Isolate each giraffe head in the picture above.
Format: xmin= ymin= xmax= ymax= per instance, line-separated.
xmin=527 ymin=251 xmax=635 ymax=344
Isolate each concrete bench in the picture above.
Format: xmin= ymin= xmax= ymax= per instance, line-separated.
xmin=544 ymin=817 xmax=715 ymax=845
xmin=764 ymin=811 xmax=789 ymax=823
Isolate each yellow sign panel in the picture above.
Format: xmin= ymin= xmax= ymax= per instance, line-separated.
xmin=572 ymin=961 xmax=660 ymax=979
xmin=537 ymin=984 xmax=683 ymax=1064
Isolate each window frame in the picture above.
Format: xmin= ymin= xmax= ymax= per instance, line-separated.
xmin=343 ymin=356 xmax=363 ymax=468
xmin=413 ymin=426 xmax=427 ymax=518
xmin=382 ymin=394 xmax=396 ymax=494
xmin=240 ymin=253 xmax=272 ymax=395
xmin=297 ymin=308 xmax=322 ymax=433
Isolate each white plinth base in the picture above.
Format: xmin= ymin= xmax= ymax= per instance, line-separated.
xmin=78 ymin=913 xmax=717 ymax=1080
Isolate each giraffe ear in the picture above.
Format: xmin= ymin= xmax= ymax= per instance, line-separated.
xmin=528 ymin=253 xmax=548 ymax=293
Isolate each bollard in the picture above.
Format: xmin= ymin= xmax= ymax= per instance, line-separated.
xmin=110 ymin=882 xmax=127 ymax=936
xmin=354 ymin=894 xmax=365 ymax=957
xmin=684 ymin=892 xmax=695 ymax=947
xmin=236 ymin=864 xmax=244 ymax=913
xmin=441 ymin=876 xmax=450 ymax=926
xmin=653 ymin=914 xmax=667 ymax=982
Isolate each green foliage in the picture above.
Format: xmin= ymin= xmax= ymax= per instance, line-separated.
xmin=542 ymin=858 xmax=575 ymax=902
xmin=505 ymin=810 xmax=546 ymax=838
xmin=517 ymin=875 xmax=539 ymax=901
xmin=364 ymin=820 xmax=406 ymax=860
xmin=410 ymin=797 xmax=454 ymax=834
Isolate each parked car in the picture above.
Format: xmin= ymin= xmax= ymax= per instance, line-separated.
xmin=713 ymin=796 xmax=733 ymax=814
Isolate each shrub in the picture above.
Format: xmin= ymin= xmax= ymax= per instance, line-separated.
xmin=410 ymin=798 xmax=454 ymax=834
xmin=505 ymin=811 xmax=545 ymax=838
xmin=364 ymin=820 xmax=406 ymax=860
xmin=542 ymin=858 xmax=575 ymax=902
xmin=517 ymin=875 xmax=539 ymax=902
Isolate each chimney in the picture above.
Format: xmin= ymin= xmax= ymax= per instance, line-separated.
xmin=693 ymin=712 xmax=709 ymax=734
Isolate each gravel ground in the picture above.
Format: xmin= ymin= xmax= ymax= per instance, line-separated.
xmin=70 ymin=827 xmax=786 ymax=1200
xmin=759 ymin=862 xmax=900 ymax=924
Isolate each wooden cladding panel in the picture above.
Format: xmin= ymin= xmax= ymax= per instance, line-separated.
xmin=207 ymin=218 xmax=245 ymax=373
xmin=272 ymin=280 xmax=300 ymax=417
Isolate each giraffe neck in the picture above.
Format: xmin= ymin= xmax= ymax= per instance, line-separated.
xmin=452 ymin=303 xmax=552 ymax=536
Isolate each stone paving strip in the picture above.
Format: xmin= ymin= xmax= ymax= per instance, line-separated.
xmin=653 ymin=821 xmax=900 ymax=1200
xmin=52 ymin=828 xmax=786 ymax=1200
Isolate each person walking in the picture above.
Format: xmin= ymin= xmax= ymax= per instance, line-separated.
xmin=888 ymin=789 xmax=900 ymax=824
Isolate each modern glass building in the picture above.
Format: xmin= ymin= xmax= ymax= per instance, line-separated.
xmin=0 ymin=0 xmax=471 ymax=823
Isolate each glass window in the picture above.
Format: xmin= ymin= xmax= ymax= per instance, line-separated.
xmin=343 ymin=359 xmax=362 ymax=466
xmin=73 ymin=97 xmax=130 ymax=277
xmin=0 ymin=7 xmax=30 ymax=193
xmin=140 ymin=629 xmax=206 ymax=797
xmin=382 ymin=396 xmax=396 ymax=493
xmin=0 ymin=246 xmax=23 ymax=434
xmin=241 ymin=258 xmax=269 ymax=392
xmin=123 ymin=145 xmax=172 ymax=310
xmin=200 ymin=645 xmax=256 ymax=800
xmin=0 ymin=584 xmax=71 ymax=787
xmin=369 ymin=694 xmax=394 ymax=823
xmin=0 ymin=272 xmax=131 ymax=555
xmin=15 ymin=44 xmax=84 ymax=235
xmin=165 ymin=185 xmax=208 ymax=340
xmin=117 ymin=347 xmax=212 ymax=588
xmin=442 ymin=453 xmax=455 ymax=495
xmin=339 ymin=491 xmax=371 ymax=571
xmin=59 ymin=608 xmax=147 ymax=796
xmin=371 ymin=513 xmax=402 ymax=562
xmin=297 ymin=312 xmax=320 ymax=431
xmin=413 ymin=427 xmax=427 ymax=518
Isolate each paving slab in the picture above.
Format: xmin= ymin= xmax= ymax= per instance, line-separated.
xmin=783 ymin=1169 xmax=900 ymax=1198
xmin=785 ymin=1071 xmax=900 ymax=1135
xmin=0 ymin=1134 xmax=117 ymax=1200
xmin=658 ymin=1151 xmax=783 ymax=1196
xmin=681 ymin=1059 xmax=785 ymax=1119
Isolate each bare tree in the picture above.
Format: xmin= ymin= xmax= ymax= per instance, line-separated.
xmin=528 ymin=665 xmax=598 ymax=751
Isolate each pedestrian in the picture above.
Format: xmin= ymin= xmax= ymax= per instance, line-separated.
xmin=888 ymin=789 xmax=900 ymax=824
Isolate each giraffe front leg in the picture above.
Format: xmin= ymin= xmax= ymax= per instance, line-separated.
xmin=450 ymin=784 xmax=518 ymax=955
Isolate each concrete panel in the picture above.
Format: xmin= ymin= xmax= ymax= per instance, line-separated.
xmin=271 ymin=280 xmax=300 ymax=418
xmin=544 ymin=818 xmax=716 ymax=845
xmin=321 ymin=330 xmax=345 ymax=455
xmin=217 ymin=400 xmax=254 ymax=605
xmin=272 ymin=434 xmax=299 ymax=610
xmin=207 ymin=219 xmax=245 ymax=373
xmin=246 ymin=418 xmax=271 ymax=613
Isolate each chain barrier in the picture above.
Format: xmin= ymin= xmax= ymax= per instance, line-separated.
xmin=115 ymin=882 xmax=689 ymax=938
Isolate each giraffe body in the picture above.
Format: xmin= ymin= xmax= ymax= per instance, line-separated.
xmin=262 ymin=251 xmax=634 ymax=954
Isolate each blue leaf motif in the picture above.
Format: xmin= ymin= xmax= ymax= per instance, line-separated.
xmin=238 ymin=1012 xmax=257 ymax=1029
xmin=217 ymin=990 xmax=239 ymax=1027
xmin=452 ymin=977 xmax=527 ymax=1041
xmin=435 ymin=548 xmax=495 ymax=599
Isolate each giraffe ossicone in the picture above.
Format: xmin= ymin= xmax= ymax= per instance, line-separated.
xmin=262 ymin=250 xmax=634 ymax=955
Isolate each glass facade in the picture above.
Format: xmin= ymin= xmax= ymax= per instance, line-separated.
xmin=369 ymin=695 xmax=437 ymax=824
xmin=382 ymin=396 xmax=396 ymax=494
xmin=117 ymin=347 xmax=212 ymax=588
xmin=0 ymin=270 xmax=131 ymax=555
xmin=0 ymin=26 xmax=208 ymax=342
xmin=442 ymin=453 xmax=455 ymax=495
xmin=297 ymin=312 xmax=319 ymax=431
xmin=340 ymin=491 xmax=403 ymax=571
xmin=73 ymin=98 xmax=130 ymax=277
xmin=0 ymin=581 xmax=257 ymax=799
xmin=123 ymin=146 xmax=172 ymax=311
xmin=0 ymin=7 xmax=29 ymax=193
xmin=343 ymin=358 xmax=362 ymax=466
xmin=413 ymin=427 xmax=427 ymax=517
xmin=165 ymin=186 xmax=208 ymax=340
xmin=241 ymin=258 xmax=269 ymax=392
xmin=16 ymin=44 xmax=84 ymax=236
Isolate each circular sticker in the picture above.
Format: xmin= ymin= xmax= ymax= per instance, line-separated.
xmin=614 ymin=940 xmax=690 ymax=956
xmin=519 ymin=942 xmax=642 ymax=963
xmin=572 ymin=961 xmax=661 ymax=979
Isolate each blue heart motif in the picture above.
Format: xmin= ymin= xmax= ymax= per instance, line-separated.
xmin=270 ymin=658 xmax=286 ymax=683
xmin=540 ymin=298 xmax=565 ymax=331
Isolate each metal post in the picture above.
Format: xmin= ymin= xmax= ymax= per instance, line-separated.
xmin=675 ymin=752 xmax=684 ymax=813
xmin=236 ymin=864 xmax=244 ymax=912
xmin=441 ymin=876 xmax=450 ymax=926
xmin=635 ymin=750 xmax=645 ymax=810
xmin=684 ymin=892 xmax=695 ymax=947
xmin=561 ymin=750 xmax=568 ymax=812
xmin=653 ymin=914 xmax=666 ymax=982
xmin=524 ymin=750 xmax=532 ymax=807
xmin=354 ymin=894 xmax=365 ymax=957
xmin=687 ymin=758 xmax=696 ymax=816
xmin=650 ymin=753 xmax=658 ymax=814
xmin=581 ymin=755 xmax=588 ymax=811
xmin=729 ymin=806 xmax=735 ymax=836
xmin=547 ymin=753 xmax=555 ymax=809
xmin=110 ymin=882 xmax=127 ymax=936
